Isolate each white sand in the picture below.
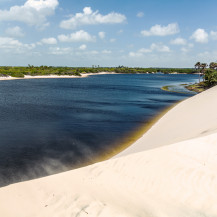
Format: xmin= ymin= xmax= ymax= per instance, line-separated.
xmin=117 ymin=85 xmax=217 ymax=157
xmin=0 ymin=85 xmax=217 ymax=217
xmin=0 ymin=72 xmax=116 ymax=81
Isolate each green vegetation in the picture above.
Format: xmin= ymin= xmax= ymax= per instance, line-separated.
xmin=204 ymin=69 xmax=217 ymax=86
xmin=161 ymin=85 xmax=171 ymax=91
xmin=0 ymin=65 xmax=196 ymax=78
xmin=185 ymin=82 xmax=208 ymax=93
xmin=156 ymin=68 xmax=194 ymax=74
xmin=161 ymin=84 xmax=194 ymax=94
xmin=186 ymin=61 xmax=217 ymax=92
xmin=0 ymin=66 xmax=84 ymax=77
xmin=114 ymin=66 xmax=194 ymax=74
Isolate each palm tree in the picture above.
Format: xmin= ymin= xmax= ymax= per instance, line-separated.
xmin=195 ymin=62 xmax=201 ymax=82
xmin=209 ymin=62 xmax=215 ymax=69
xmin=209 ymin=62 xmax=217 ymax=70
xmin=200 ymin=63 xmax=207 ymax=82
xmin=195 ymin=62 xmax=201 ymax=69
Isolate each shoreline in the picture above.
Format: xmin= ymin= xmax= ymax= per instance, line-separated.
xmin=185 ymin=82 xmax=209 ymax=93
xmin=0 ymin=72 xmax=200 ymax=170
xmin=161 ymin=84 xmax=197 ymax=94
xmin=0 ymin=72 xmax=198 ymax=81
xmin=0 ymin=72 xmax=117 ymax=81
xmin=1 ymin=72 xmax=199 ymax=96
xmin=0 ymin=72 xmax=195 ymax=163
xmin=106 ymin=101 xmax=180 ymax=160
xmin=116 ymin=85 xmax=217 ymax=157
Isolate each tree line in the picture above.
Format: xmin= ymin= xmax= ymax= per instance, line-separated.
xmin=194 ymin=62 xmax=217 ymax=86
xmin=0 ymin=65 xmax=196 ymax=78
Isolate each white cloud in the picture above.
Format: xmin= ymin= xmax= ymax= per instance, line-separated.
xmin=170 ymin=37 xmax=186 ymax=45
xmin=102 ymin=49 xmax=112 ymax=54
xmin=180 ymin=43 xmax=194 ymax=53
xmin=138 ymin=48 xmax=152 ymax=53
xmin=181 ymin=47 xmax=190 ymax=53
xmin=196 ymin=51 xmax=217 ymax=64
xmin=128 ymin=44 xmax=134 ymax=48
xmin=188 ymin=43 xmax=194 ymax=48
xmin=79 ymin=44 xmax=87 ymax=50
xmin=129 ymin=43 xmax=171 ymax=57
xmin=0 ymin=37 xmax=22 ymax=48
xmin=191 ymin=28 xmax=208 ymax=43
xmin=41 ymin=37 xmax=57 ymax=44
xmin=60 ymin=7 xmax=126 ymax=29
xmin=129 ymin=51 xmax=143 ymax=57
xmin=110 ymin=38 xmax=116 ymax=43
xmin=74 ymin=50 xmax=100 ymax=56
xmin=0 ymin=37 xmax=35 ymax=53
xmin=89 ymin=50 xmax=99 ymax=55
xmin=141 ymin=23 xmax=179 ymax=36
xmin=58 ymin=30 xmax=96 ymax=42
xmin=5 ymin=26 xmax=25 ymax=37
xmin=150 ymin=43 xmax=171 ymax=52
xmin=25 ymin=0 xmax=58 ymax=11
xmin=0 ymin=0 xmax=59 ymax=28
xmin=49 ymin=47 xmax=71 ymax=55
xmin=210 ymin=31 xmax=217 ymax=40
xmin=137 ymin=12 xmax=144 ymax=18
xmin=83 ymin=7 xmax=92 ymax=15
xmin=98 ymin=31 xmax=105 ymax=39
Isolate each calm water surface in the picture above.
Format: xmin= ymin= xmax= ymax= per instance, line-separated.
xmin=0 ymin=74 xmax=197 ymax=186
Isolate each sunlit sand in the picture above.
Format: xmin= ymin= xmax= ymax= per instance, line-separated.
xmin=0 ymin=72 xmax=117 ymax=81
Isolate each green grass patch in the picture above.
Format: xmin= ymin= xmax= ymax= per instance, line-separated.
xmin=185 ymin=82 xmax=209 ymax=93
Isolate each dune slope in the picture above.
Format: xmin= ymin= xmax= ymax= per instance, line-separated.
xmin=117 ymin=85 xmax=217 ymax=157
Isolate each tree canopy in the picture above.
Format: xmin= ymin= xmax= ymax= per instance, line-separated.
xmin=194 ymin=61 xmax=217 ymax=86
xmin=0 ymin=66 xmax=196 ymax=78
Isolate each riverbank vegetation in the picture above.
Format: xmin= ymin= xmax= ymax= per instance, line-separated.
xmin=0 ymin=65 xmax=216 ymax=93
xmin=0 ymin=65 xmax=195 ymax=78
xmin=185 ymin=62 xmax=217 ymax=92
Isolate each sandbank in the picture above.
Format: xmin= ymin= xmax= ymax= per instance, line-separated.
xmin=0 ymin=72 xmax=117 ymax=81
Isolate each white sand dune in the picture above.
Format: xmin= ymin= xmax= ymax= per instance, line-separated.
xmin=117 ymin=85 xmax=217 ymax=157
xmin=0 ymin=85 xmax=217 ymax=217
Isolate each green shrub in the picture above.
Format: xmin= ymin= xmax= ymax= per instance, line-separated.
xmin=11 ymin=71 xmax=24 ymax=78
xmin=74 ymin=71 xmax=81 ymax=76
xmin=205 ymin=70 xmax=217 ymax=86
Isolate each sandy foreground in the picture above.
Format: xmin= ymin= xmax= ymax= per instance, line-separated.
xmin=0 ymin=85 xmax=217 ymax=217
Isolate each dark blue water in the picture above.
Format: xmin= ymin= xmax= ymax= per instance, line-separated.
xmin=0 ymin=74 xmax=197 ymax=186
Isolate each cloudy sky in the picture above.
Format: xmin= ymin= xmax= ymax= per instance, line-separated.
xmin=0 ymin=0 xmax=217 ymax=67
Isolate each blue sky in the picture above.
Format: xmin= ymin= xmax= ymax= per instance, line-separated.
xmin=0 ymin=0 xmax=217 ymax=67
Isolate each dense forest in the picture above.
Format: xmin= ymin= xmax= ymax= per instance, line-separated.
xmin=0 ymin=65 xmax=195 ymax=78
